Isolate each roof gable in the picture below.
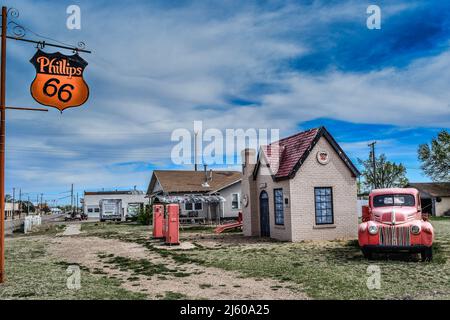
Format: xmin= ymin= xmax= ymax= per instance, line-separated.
xmin=253 ymin=126 xmax=360 ymax=180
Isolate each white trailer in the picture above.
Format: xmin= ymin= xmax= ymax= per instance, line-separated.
xmin=100 ymin=199 xmax=122 ymax=221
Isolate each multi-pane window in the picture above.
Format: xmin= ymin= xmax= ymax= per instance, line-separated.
xmin=231 ymin=193 xmax=240 ymax=209
xmin=314 ymin=187 xmax=333 ymax=225
xmin=185 ymin=202 xmax=203 ymax=211
xmin=194 ymin=202 xmax=202 ymax=210
xmin=274 ymin=188 xmax=284 ymax=225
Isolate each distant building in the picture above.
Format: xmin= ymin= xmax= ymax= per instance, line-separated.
xmin=408 ymin=183 xmax=450 ymax=216
xmin=147 ymin=169 xmax=242 ymax=223
xmin=50 ymin=207 xmax=62 ymax=214
xmin=5 ymin=202 xmax=19 ymax=218
xmin=83 ymin=189 xmax=147 ymax=220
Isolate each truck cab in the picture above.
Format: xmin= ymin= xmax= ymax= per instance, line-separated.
xmin=358 ymin=188 xmax=434 ymax=261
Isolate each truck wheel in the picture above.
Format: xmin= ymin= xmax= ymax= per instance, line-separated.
xmin=362 ymin=248 xmax=373 ymax=260
xmin=421 ymin=248 xmax=433 ymax=262
xmin=100 ymin=219 xmax=104 ymax=222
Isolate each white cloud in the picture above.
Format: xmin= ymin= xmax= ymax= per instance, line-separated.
xmin=3 ymin=0 xmax=448 ymax=198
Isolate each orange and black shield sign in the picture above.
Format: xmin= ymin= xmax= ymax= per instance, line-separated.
xmin=30 ymin=50 xmax=89 ymax=112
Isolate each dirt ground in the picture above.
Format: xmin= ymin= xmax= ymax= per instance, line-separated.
xmin=47 ymin=235 xmax=308 ymax=300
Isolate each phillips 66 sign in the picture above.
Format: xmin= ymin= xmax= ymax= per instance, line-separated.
xmin=30 ymin=49 xmax=89 ymax=112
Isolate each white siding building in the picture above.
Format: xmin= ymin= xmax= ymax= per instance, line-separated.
xmin=83 ymin=189 xmax=147 ymax=220
xmin=147 ymin=169 xmax=242 ymax=223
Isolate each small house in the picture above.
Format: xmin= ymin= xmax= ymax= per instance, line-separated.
xmin=146 ymin=169 xmax=242 ymax=223
xmin=241 ymin=126 xmax=360 ymax=241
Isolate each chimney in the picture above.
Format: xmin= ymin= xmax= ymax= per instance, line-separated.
xmin=242 ymin=148 xmax=256 ymax=169
xmin=241 ymin=148 xmax=257 ymax=178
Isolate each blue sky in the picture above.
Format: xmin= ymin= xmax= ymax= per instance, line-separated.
xmin=3 ymin=0 xmax=450 ymax=205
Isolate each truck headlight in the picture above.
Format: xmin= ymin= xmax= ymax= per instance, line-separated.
xmin=368 ymin=225 xmax=378 ymax=235
xmin=411 ymin=225 xmax=421 ymax=235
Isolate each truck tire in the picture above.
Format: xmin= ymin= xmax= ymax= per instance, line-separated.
xmin=362 ymin=248 xmax=373 ymax=260
xmin=421 ymin=247 xmax=433 ymax=262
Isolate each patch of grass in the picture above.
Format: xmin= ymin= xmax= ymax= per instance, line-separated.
xmin=180 ymin=226 xmax=216 ymax=233
xmin=127 ymin=276 xmax=140 ymax=282
xmin=162 ymin=291 xmax=187 ymax=300
xmin=161 ymin=220 xmax=450 ymax=300
xmin=0 ymin=238 xmax=146 ymax=300
xmin=199 ymin=283 xmax=213 ymax=289
xmin=100 ymin=254 xmax=191 ymax=278
xmin=80 ymin=217 xmax=450 ymax=299
xmin=270 ymin=285 xmax=283 ymax=290
xmin=21 ymin=223 xmax=66 ymax=236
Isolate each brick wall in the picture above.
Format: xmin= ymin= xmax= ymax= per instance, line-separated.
xmin=242 ymin=149 xmax=258 ymax=236
xmin=289 ymin=137 xmax=358 ymax=241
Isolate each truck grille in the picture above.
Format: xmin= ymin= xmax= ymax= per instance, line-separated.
xmin=379 ymin=225 xmax=410 ymax=246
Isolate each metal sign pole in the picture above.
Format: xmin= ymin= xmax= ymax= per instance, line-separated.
xmin=0 ymin=5 xmax=90 ymax=283
xmin=0 ymin=6 xmax=7 ymax=284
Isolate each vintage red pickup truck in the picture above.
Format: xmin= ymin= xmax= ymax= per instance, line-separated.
xmin=358 ymin=188 xmax=434 ymax=261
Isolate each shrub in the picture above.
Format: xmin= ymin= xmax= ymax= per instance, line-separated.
xmin=136 ymin=204 xmax=152 ymax=225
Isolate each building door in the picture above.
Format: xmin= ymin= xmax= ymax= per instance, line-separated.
xmin=259 ymin=191 xmax=270 ymax=237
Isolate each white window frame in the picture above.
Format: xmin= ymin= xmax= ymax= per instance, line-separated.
xmin=185 ymin=202 xmax=203 ymax=211
xmin=231 ymin=193 xmax=240 ymax=210
xmin=194 ymin=202 xmax=203 ymax=211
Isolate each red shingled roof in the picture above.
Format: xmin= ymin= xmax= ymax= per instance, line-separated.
xmin=261 ymin=128 xmax=319 ymax=179
xmin=255 ymin=127 xmax=359 ymax=180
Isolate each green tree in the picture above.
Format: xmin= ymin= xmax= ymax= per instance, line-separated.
xmin=19 ymin=201 xmax=35 ymax=213
xmin=358 ymin=153 xmax=409 ymax=190
xmin=136 ymin=204 xmax=152 ymax=225
xmin=418 ymin=130 xmax=450 ymax=182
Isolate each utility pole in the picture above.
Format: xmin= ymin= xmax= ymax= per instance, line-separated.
xmin=71 ymin=184 xmax=74 ymax=215
xmin=36 ymin=194 xmax=39 ymax=214
xmin=40 ymin=193 xmax=43 ymax=214
xmin=76 ymin=192 xmax=79 ymax=214
xmin=12 ymin=187 xmax=14 ymax=220
xmin=18 ymin=188 xmax=21 ymax=218
xmin=27 ymin=195 xmax=30 ymax=216
xmin=194 ymin=131 xmax=198 ymax=171
xmin=368 ymin=141 xmax=377 ymax=189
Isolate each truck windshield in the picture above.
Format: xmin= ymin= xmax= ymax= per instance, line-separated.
xmin=373 ymin=194 xmax=415 ymax=207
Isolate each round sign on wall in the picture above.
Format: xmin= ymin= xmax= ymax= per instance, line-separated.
xmin=316 ymin=150 xmax=330 ymax=165
xmin=242 ymin=194 xmax=249 ymax=207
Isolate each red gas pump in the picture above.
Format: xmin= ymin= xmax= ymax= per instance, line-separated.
xmin=165 ymin=204 xmax=180 ymax=245
xmin=152 ymin=204 xmax=164 ymax=239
